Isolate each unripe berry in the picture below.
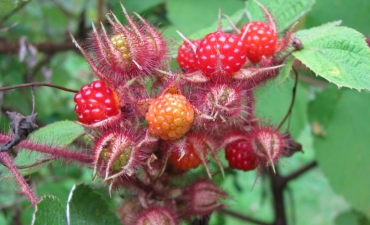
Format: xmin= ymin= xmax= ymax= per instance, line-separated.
xmin=145 ymin=91 xmax=194 ymax=141
xmin=117 ymin=200 xmax=141 ymax=225
xmin=93 ymin=131 xmax=139 ymax=179
xmin=249 ymin=126 xmax=285 ymax=167
xmin=72 ymin=5 xmax=167 ymax=85
xmin=182 ymin=180 xmax=228 ymax=216
xmin=194 ymin=83 xmax=250 ymax=134
xmin=133 ymin=206 xmax=177 ymax=225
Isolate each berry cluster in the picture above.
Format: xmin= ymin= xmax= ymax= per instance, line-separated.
xmin=67 ymin=2 xmax=300 ymax=224
xmin=177 ymin=21 xmax=278 ymax=80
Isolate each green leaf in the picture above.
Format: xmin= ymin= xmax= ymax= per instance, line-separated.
xmin=335 ymin=210 xmax=370 ymax=225
xmin=188 ymin=9 xmax=245 ymax=40
xmin=32 ymin=196 xmax=66 ymax=225
xmin=308 ymin=85 xmax=343 ymax=128
xmin=305 ymin=0 xmax=370 ymax=35
xmin=66 ymin=184 xmax=121 ymax=225
xmin=0 ymin=0 xmax=18 ymax=15
xmin=28 ymin=121 xmax=84 ymax=147
xmin=314 ymin=90 xmax=370 ymax=219
xmin=19 ymin=121 xmax=84 ymax=174
xmin=0 ymin=121 xmax=85 ymax=178
xmin=120 ymin=0 xmax=164 ymax=13
xmin=255 ymin=78 xmax=308 ymax=138
xmin=293 ymin=24 xmax=370 ymax=90
xmin=276 ymin=55 xmax=295 ymax=85
xmin=167 ymin=0 xmax=244 ymax=36
xmin=245 ymin=0 xmax=315 ymax=31
xmin=293 ymin=21 xmax=342 ymax=39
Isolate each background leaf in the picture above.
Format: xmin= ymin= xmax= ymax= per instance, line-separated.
xmin=245 ymin=0 xmax=315 ymax=31
xmin=120 ymin=0 xmax=164 ymax=14
xmin=313 ymin=90 xmax=370 ymax=219
xmin=66 ymin=184 xmax=121 ymax=225
xmin=0 ymin=0 xmax=18 ymax=15
xmin=32 ymin=196 xmax=66 ymax=225
xmin=305 ymin=0 xmax=370 ymax=35
xmin=276 ymin=55 xmax=295 ymax=85
xmin=293 ymin=25 xmax=370 ymax=90
xmin=28 ymin=121 xmax=84 ymax=147
xmin=0 ymin=121 xmax=84 ymax=179
xmin=334 ymin=210 xmax=370 ymax=225
xmin=166 ymin=0 xmax=244 ymax=36
xmin=255 ymin=78 xmax=308 ymax=138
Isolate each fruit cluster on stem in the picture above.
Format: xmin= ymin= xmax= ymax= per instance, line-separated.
xmin=0 ymin=2 xmax=302 ymax=224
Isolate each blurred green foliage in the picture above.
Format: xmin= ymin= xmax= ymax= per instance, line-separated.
xmin=1 ymin=0 xmax=370 ymax=224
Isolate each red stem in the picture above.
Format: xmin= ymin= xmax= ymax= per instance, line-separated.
xmin=0 ymin=152 xmax=39 ymax=205
xmin=0 ymin=134 xmax=93 ymax=164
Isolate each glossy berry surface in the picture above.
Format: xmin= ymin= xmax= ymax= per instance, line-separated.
xmin=196 ymin=31 xmax=247 ymax=77
xmin=177 ymin=40 xmax=201 ymax=73
xmin=170 ymin=141 xmax=202 ymax=171
xmin=225 ymin=139 xmax=258 ymax=171
xmin=146 ymin=93 xmax=194 ymax=140
xmin=74 ymin=80 xmax=119 ymax=124
xmin=240 ymin=21 xmax=277 ymax=63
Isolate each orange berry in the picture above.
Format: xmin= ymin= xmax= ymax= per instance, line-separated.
xmin=170 ymin=141 xmax=202 ymax=171
xmin=145 ymin=93 xmax=194 ymax=140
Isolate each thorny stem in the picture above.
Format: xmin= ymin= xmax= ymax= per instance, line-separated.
xmin=270 ymin=162 xmax=318 ymax=225
xmin=219 ymin=208 xmax=270 ymax=225
xmin=276 ymin=68 xmax=298 ymax=131
xmin=0 ymin=82 xmax=78 ymax=93
xmin=0 ymin=152 xmax=39 ymax=205
xmin=0 ymin=134 xmax=93 ymax=164
xmin=220 ymin=162 xmax=318 ymax=225
xmin=281 ymin=161 xmax=318 ymax=186
xmin=246 ymin=90 xmax=255 ymax=123
xmin=268 ymin=168 xmax=287 ymax=225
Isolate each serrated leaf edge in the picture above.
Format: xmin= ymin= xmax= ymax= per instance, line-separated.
xmin=31 ymin=195 xmax=62 ymax=225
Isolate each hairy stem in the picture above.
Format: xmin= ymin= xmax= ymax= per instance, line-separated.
xmin=0 ymin=152 xmax=39 ymax=205
xmin=0 ymin=134 xmax=93 ymax=164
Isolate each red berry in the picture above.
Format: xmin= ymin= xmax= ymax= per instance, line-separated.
xmin=170 ymin=140 xmax=202 ymax=171
xmin=177 ymin=40 xmax=201 ymax=73
xmin=74 ymin=80 xmax=119 ymax=124
xmin=145 ymin=92 xmax=194 ymax=140
xmin=225 ymin=139 xmax=258 ymax=171
xmin=240 ymin=21 xmax=277 ymax=63
xmin=196 ymin=31 xmax=247 ymax=77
